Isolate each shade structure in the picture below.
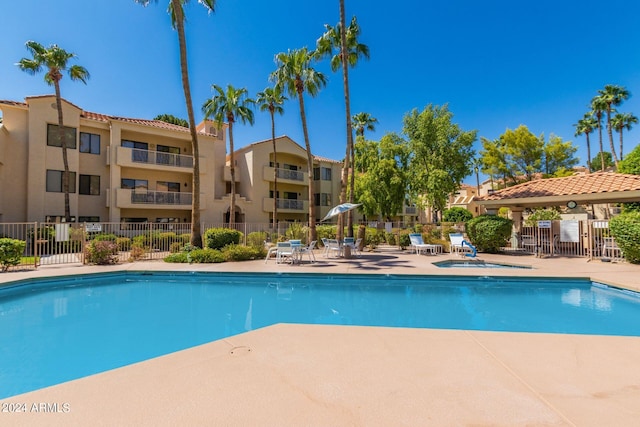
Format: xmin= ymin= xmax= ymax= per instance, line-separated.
xmin=321 ymin=203 xmax=361 ymax=222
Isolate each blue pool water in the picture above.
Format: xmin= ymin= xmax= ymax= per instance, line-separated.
xmin=434 ymin=260 xmax=532 ymax=269
xmin=1 ymin=271 xmax=640 ymax=398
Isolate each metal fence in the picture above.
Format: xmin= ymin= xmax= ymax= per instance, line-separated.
xmin=0 ymin=219 xmax=620 ymax=270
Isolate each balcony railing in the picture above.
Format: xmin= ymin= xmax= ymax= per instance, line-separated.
xmin=276 ymin=168 xmax=304 ymax=181
xmin=277 ymin=198 xmax=305 ymax=210
xmin=130 ymin=148 xmax=194 ymax=168
xmin=131 ymin=190 xmax=192 ymax=206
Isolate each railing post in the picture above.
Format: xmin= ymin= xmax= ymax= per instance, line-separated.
xmin=33 ymin=222 xmax=39 ymax=269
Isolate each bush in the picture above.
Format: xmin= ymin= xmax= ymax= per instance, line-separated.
xmin=116 ymin=237 xmax=131 ymax=251
xmin=465 ymin=214 xmax=513 ymax=253
xmin=169 ymin=242 xmax=183 ymax=253
xmin=385 ymin=231 xmax=397 ymax=245
xmin=189 ymin=248 xmax=226 ymax=263
xmin=84 ymin=240 xmax=118 ymax=265
xmin=284 ymin=222 xmax=307 ymax=242
xmin=364 ymin=227 xmax=384 ymax=248
xmin=164 ymin=252 xmax=189 ymax=263
xmin=247 ymin=231 xmax=268 ymax=247
xmin=0 ymin=238 xmax=26 ymax=272
xmin=222 ymin=244 xmax=265 ymax=261
xmin=610 ymin=211 xmax=640 ymax=263
xmin=204 ymin=227 xmax=242 ymax=250
xmin=316 ymin=225 xmax=337 ymax=244
xmin=93 ymin=233 xmax=118 ymax=242
xmin=398 ymin=230 xmax=412 ymax=249
xmin=442 ymin=207 xmax=473 ymax=223
xmin=129 ymin=243 xmax=146 ymax=261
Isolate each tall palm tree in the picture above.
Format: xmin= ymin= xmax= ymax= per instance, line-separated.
xmin=17 ymin=41 xmax=90 ymax=222
xmin=590 ymin=96 xmax=608 ymax=171
xmin=316 ymin=11 xmax=369 ymax=242
xmin=611 ymin=112 xmax=638 ymax=161
xmin=597 ymin=84 xmax=630 ymax=168
xmin=135 ymin=0 xmax=215 ymax=248
xmin=256 ymin=86 xmax=287 ymax=232
xmin=270 ymin=48 xmax=327 ymax=243
xmin=202 ymin=84 xmax=254 ymax=225
xmin=352 ymin=112 xmax=378 ymax=137
xmin=574 ymin=113 xmax=597 ymax=173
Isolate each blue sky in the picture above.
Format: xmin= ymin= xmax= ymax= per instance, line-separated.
xmin=2 ymin=0 xmax=640 ymax=184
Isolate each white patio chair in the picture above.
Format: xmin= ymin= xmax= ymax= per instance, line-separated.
xmin=449 ymin=233 xmax=474 ymax=256
xmin=275 ymin=242 xmax=294 ymax=264
xmin=324 ymin=239 xmax=342 ymax=258
xmin=409 ymin=233 xmax=436 ymax=255
xmin=344 ymin=237 xmax=362 ymax=257
xmin=602 ymin=237 xmax=622 ymax=261
xmin=298 ymin=240 xmax=317 ymax=263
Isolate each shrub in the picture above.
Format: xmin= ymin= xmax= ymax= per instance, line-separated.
xmin=610 ymin=211 xmax=640 ymax=264
xmin=93 ymin=233 xmax=118 ymax=242
xmin=385 ymin=231 xmax=397 ymax=245
xmin=129 ymin=243 xmax=146 ymax=261
xmin=169 ymin=242 xmax=183 ymax=253
xmin=223 ymin=244 xmax=265 ymax=261
xmin=316 ymin=225 xmax=337 ymax=244
xmin=247 ymin=231 xmax=268 ymax=247
xmin=285 ymin=222 xmax=307 ymax=242
xmin=0 ymin=238 xmax=26 ymax=272
xmin=116 ymin=237 xmax=132 ymax=251
xmin=398 ymin=230 xmax=412 ymax=249
xmin=465 ymin=214 xmax=513 ymax=253
xmin=364 ymin=227 xmax=384 ymax=248
xmin=442 ymin=207 xmax=473 ymax=223
xmin=204 ymin=227 xmax=242 ymax=250
xmin=164 ymin=252 xmax=189 ymax=263
xmin=84 ymin=240 xmax=118 ymax=265
xmin=189 ymin=248 xmax=226 ymax=263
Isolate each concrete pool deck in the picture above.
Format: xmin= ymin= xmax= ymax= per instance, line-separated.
xmin=1 ymin=249 xmax=640 ymax=426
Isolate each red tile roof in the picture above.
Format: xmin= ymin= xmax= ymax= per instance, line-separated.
xmin=477 ymin=172 xmax=640 ymax=201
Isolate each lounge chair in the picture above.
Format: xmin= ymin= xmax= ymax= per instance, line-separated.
xmin=409 ymin=233 xmax=437 ymax=255
xmin=264 ymin=241 xmax=278 ymax=263
xmin=449 ymin=233 xmax=475 ymax=257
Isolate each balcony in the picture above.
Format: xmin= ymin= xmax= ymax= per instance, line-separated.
xmin=114 ymin=146 xmax=199 ymax=172
xmin=262 ymin=197 xmax=308 ymax=213
xmin=115 ymin=188 xmax=192 ymax=210
xmin=404 ymin=206 xmax=417 ymax=215
xmin=262 ymin=166 xmax=309 ymax=185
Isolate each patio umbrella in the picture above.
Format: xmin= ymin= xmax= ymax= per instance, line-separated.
xmin=321 ymin=203 xmax=361 ymax=222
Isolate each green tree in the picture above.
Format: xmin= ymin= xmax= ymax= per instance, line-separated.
xmin=591 ymin=95 xmax=608 ymax=171
xmin=404 ymin=104 xmax=477 ymax=215
xmin=154 ymin=113 xmax=189 ymax=127
xmin=202 ymin=84 xmax=255 ymax=224
xmin=354 ymin=133 xmax=409 ymax=220
xmin=618 ymin=144 xmax=640 ymax=175
xmin=352 ymin=112 xmax=378 ymax=137
xmin=544 ymin=134 xmax=578 ymax=176
xmin=270 ymin=48 xmax=327 ymax=242
xmin=591 ymin=151 xmax=615 ymax=170
xmin=442 ymin=207 xmax=473 ymax=223
xmin=17 ymin=41 xmax=90 ymax=222
xmin=256 ymin=86 xmax=287 ymax=231
xmin=574 ymin=113 xmax=597 ymax=172
xmin=316 ymin=12 xmax=369 ymax=243
xmin=503 ymin=125 xmax=544 ymax=181
xmin=597 ymin=84 xmax=630 ymax=168
xmin=136 ymin=0 xmax=216 ymax=248
xmin=611 ymin=112 xmax=638 ymax=161
xmin=479 ymin=137 xmax=513 ymax=188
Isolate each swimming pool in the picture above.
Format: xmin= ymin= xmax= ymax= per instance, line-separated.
xmin=1 ymin=271 xmax=640 ymax=398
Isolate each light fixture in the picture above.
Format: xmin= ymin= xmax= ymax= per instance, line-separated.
xmin=567 ymin=200 xmax=577 ymax=209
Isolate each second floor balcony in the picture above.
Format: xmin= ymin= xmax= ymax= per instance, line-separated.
xmin=262 ymin=166 xmax=309 ymax=185
xmin=112 ymin=188 xmax=192 ymax=210
xmin=262 ymin=197 xmax=308 ymax=213
xmin=113 ymin=146 xmax=199 ymax=172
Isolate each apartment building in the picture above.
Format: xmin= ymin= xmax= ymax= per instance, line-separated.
xmin=0 ymin=96 xmax=345 ymax=225
xmin=0 ymin=95 xmax=228 ymax=224
xmin=230 ymin=136 xmax=343 ymax=224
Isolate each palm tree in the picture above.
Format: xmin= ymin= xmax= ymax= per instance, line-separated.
xmin=574 ymin=113 xmax=597 ymax=173
xmin=256 ymin=86 xmax=287 ymax=232
xmin=597 ymin=84 xmax=630 ymax=168
xmin=590 ymin=96 xmax=608 ymax=171
xmin=611 ymin=112 xmax=638 ymax=161
xmin=202 ymin=84 xmax=254 ymax=225
xmin=270 ymin=48 xmax=327 ymax=243
xmin=135 ymin=0 xmax=216 ymax=248
xmin=17 ymin=41 xmax=90 ymax=222
xmin=352 ymin=112 xmax=378 ymax=137
xmin=316 ymin=11 xmax=369 ymax=242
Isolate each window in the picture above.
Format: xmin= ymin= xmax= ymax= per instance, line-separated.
xmin=78 ymin=216 xmax=100 ymax=222
xmin=314 ymin=193 xmax=331 ymax=206
xmin=157 ymin=145 xmax=180 ymax=165
xmin=80 ymin=132 xmax=100 ymax=154
xmin=121 ymin=178 xmax=148 ymax=190
xmin=313 ymin=167 xmax=332 ymax=181
xmin=79 ymin=175 xmax=100 ymax=195
xmin=122 ymin=140 xmax=149 ymax=162
xmin=46 ymin=170 xmax=76 ymax=193
xmin=47 ymin=124 xmax=77 ymax=148
xmin=157 ymin=181 xmax=181 ymax=192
